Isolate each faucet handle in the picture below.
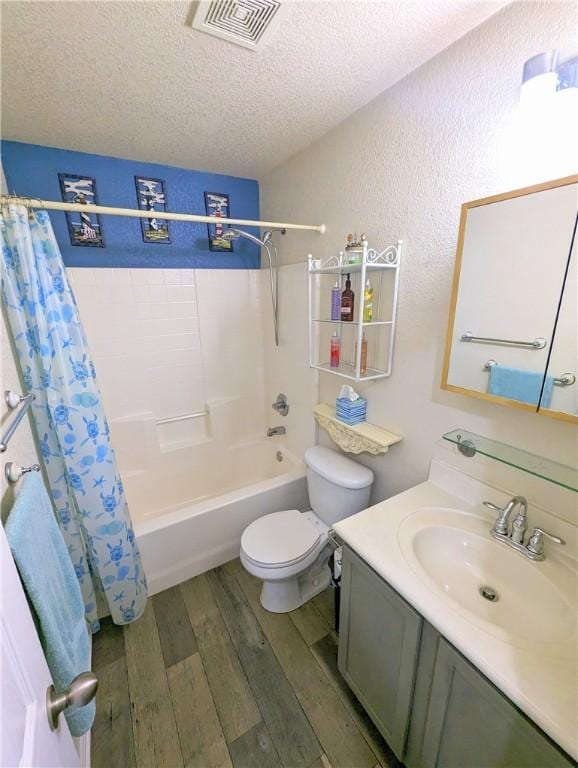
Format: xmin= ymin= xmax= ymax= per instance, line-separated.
xmin=526 ymin=527 xmax=566 ymax=559
xmin=483 ymin=500 xmax=505 ymax=513
xmin=483 ymin=499 xmax=514 ymax=536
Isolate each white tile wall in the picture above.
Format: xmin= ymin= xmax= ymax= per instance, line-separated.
xmin=69 ymin=268 xmax=206 ymax=424
xmin=261 ymin=262 xmax=318 ymax=460
xmin=68 ymin=267 xmax=269 ymax=502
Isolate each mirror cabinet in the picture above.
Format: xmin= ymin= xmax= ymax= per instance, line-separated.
xmin=442 ymin=175 xmax=578 ymax=423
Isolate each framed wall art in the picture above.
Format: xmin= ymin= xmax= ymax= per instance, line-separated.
xmin=204 ymin=191 xmax=232 ymax=252
xmin=58 ymin=173 xmax=104 ymax=247
xmin=135 ymin=176 xmax=171 ymax=244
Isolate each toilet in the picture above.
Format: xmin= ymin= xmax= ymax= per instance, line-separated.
xmin=240 ymin=446 xmax=374 ymax=613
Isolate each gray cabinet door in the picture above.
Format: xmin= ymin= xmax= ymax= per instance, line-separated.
xmin=420 ymin=638 xmax=575 ymax=768
xmin=338 ymin=545 xmax=422 ymax=760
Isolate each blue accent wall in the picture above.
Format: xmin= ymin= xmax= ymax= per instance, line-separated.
xmin=1 ymin=141 xmax=261 ymax=268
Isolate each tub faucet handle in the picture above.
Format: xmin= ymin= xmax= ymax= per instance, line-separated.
xmin=272 ymin=393 xmax=289 ymax=416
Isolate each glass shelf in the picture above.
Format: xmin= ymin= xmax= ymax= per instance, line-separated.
xmin=313 ymin=361 xmax=388 ymax=382
xmin=313 ymin=319 xmax=392 ymax=327
xmin=309 ymin=262 xmax=398 ymax=275
xmin=442 ymin=428 xmax=578 ymax=492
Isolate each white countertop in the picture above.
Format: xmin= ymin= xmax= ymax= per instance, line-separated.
xmin=333 ymin=471 xmax=578 ymax=760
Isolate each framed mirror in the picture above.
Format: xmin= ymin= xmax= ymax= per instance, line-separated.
xmin=441 ymin=175 xmax=578 ymax=423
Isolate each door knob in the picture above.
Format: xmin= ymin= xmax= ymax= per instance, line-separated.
xmin=46 ymin=672 xmax=98 ymax=731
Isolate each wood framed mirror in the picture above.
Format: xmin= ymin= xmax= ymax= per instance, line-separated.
xmin=441 ymin=175 xmax=578 ymax=424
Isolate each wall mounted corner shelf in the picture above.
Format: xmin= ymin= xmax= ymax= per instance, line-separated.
xmin=308 ymin=240 xmax=402 ymax=383
xmin=314 ymin=404 xmax=402 ymax=455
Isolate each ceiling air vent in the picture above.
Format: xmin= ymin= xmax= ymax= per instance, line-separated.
xmin=191 ymin=0 xmax=283 ymax=51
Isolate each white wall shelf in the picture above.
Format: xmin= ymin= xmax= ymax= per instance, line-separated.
xmin=314 ymin=404 xmax=402 ymax=455
xmin=308 ymin=240 xmax=402 ymax=382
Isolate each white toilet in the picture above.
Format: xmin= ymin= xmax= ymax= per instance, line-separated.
xmin=240 ymin=446 xmax=374 ymax=613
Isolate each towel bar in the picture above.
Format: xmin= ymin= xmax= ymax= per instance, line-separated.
xmin=1 ymin=390 xmax=36 ymax=453
xmin=484 ymin=360 xmax=575 ymax=386
xmin=156 ymin=409 xmax=209 ymax=425
xmin=462 ymin=332 xmax=547 ymax=349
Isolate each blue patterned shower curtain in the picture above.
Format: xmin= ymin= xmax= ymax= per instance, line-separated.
xmin=1 ymin=204 xmax=147 ymax=631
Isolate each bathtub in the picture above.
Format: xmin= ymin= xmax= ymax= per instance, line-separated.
xmin=130 ymin=439 xmax=308 ymax=594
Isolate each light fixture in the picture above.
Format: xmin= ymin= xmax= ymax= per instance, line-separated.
xmin=520 ymin=50 xmax=559 ymax=107
xmin=557 ymin=56 xmax=578 ymax=107
xmin=521 ymin=51 xmax=578 ymax=108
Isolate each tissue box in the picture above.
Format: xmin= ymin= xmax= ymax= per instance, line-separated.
xmin=335 ymin=396 xmax=367 ymax=425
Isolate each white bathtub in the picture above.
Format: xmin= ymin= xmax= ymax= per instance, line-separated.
xmin=131 ymin=440 xmax=308 ymax=594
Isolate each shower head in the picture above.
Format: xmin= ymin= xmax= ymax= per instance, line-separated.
xmin=222 ymin=227 xmax=286 ymax=247
xmin=222 ymin=227 xmax=267 ymax=248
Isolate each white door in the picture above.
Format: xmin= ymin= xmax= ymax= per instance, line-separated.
xmin=1 ymin=525 xmax=81 ymax=768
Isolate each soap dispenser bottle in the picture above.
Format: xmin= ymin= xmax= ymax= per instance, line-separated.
xmin=341 ymin=274 xmax=355 ymax=321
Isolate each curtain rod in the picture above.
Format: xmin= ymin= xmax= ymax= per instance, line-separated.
xmin=0 ymin=195 xmax=325 ymax=234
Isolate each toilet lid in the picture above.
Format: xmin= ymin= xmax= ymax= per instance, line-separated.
xmin=241 ymin=510 xmax=322 ymax=567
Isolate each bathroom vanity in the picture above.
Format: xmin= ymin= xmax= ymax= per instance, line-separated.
xmin=338 ymin=545 xmax=574 ymax=768
xmin=333 ymin=461 xmax=578 ymax=768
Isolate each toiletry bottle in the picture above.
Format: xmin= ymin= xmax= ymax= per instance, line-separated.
xmin=331 ymin=281 xmax=341 ymax=320
xmin=363 ymin=279 xmax=373 ymax=322
xmin=355 ymin=334 xmax=368 ymax=375
xmin=341 ymin=274 xmax=355 ymax=321
xmin=330 ymin=332 xmax=341 ymax=368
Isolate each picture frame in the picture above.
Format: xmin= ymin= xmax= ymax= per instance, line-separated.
xmin=134 ymin=176 xmax=171 ymax=244
xmin=58 ymin=173 xmax=104 ymax=247
xmin=204 ymin=191 xmax=233 ymax=252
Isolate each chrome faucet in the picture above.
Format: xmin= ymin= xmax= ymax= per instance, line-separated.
xmin=483 ymin=495 xmax=565 ymax=561
xmin=484 ymin=495 xmax=527 ymax=537
xmin=267 ymin=426 xmax=286 ymax=437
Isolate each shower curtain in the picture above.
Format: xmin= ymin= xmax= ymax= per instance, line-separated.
xmin=1 ymin=204 xmax=147 ymax=631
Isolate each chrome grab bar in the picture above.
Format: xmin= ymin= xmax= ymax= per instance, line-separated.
xmin=156 ymin=409 xmax=209 ymax=426
xmin=461 ymin=332 xmax=546 ymax=349
xmin=1 ymin=391 xmax=36 ymax=453
xmin=484 ymin=360 xmax=575 ymax=386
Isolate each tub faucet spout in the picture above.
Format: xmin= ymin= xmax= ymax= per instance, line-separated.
xmin=267 ymin=426 xmax=286 ymax=437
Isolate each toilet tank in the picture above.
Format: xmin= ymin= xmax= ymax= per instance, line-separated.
xmin=304 ymin=446 xmax=374 ymax=526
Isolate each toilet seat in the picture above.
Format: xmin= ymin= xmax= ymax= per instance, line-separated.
xmin=241 ymin=509 xmax=323 ymax=569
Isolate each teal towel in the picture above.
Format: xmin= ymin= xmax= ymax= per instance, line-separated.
xmin=6 ymin=473 xmax=95 ymax=736
xmin=488 ymin=365 xmax=554 ymax=408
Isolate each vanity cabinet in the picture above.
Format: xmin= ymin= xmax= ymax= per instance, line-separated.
xmin=337 ymin=545 xmax=422 ymax=760
xmin=416 ymin=638 xmax=573 ymax=768
xmin=338 ymin=545 xmax=576 ymax=768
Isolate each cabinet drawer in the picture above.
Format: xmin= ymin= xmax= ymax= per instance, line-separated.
xmin=338 ymin=545 xmax=422 ymax=760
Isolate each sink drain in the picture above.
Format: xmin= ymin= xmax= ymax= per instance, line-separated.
xmin=479 ymin=585 xmax=499 ymax=602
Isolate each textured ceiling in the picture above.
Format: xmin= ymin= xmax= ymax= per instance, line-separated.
xmin=1 ymin=1 xmax=508 ymax=178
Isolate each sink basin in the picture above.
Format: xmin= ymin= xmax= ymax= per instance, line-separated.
xmin=398 ymin=507 xmax=577 ymax=654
